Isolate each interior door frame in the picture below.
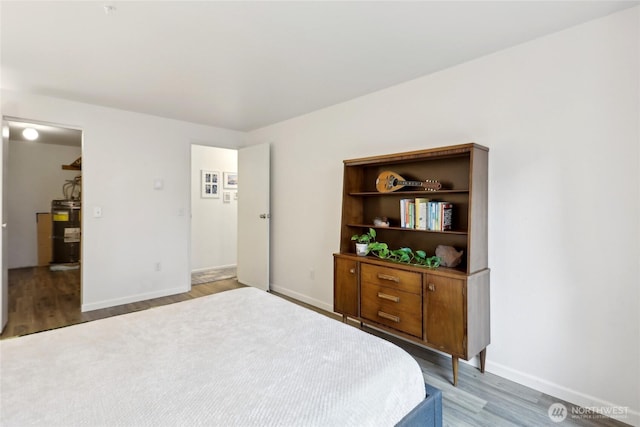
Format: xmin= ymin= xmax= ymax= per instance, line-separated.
xmin=187 ymin=143 xmax=239 ymax=288
xmin=187 ymin=142 xmax=270 ymax=292
xmin=1 ymin=116 xmax=84 ymax=330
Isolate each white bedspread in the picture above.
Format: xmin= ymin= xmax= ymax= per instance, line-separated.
xmin=0 ymin=287 xmax=425 ymax=426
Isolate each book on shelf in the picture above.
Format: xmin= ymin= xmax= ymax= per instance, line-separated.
xmin=414 ymin=198 xmax=429 ymax=230
xmin=428 ymin=201 xmax=437 ymax=231
xmin=400 ymin=199 xmax=415 ymax=229
xmin=427 ymin=201 xmax=453 ymax=231
xmin=410 ymin=201 xmax=415 ymax=229
xmin=400 ymin=199 xmax=453 ymax=231
xmin=440 ymin=202 xmax=453 ymax=231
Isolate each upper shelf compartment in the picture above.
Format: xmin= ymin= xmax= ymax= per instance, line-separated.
xmin=349 ymin=189 xmax=469 ymax=197
xmin=344 ymin=145 xmax=481 ymax=195
xmin=339 ymin=143 xmax=489 ymax=275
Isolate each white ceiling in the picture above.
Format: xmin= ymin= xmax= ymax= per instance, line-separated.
xmin=5 ymin=119 xmax=82 ymax=147
xmin=1 ymin=1 xmax=638 ymax=132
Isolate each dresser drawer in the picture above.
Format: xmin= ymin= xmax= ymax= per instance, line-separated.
xmin=361 ymin=282 xmax=422 ymax=338
xmin=361 ymin=264 xmax=422 ymax=295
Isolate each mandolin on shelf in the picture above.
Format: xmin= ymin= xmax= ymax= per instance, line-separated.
xmin=376 ymin=170 xmax=442 ymax=193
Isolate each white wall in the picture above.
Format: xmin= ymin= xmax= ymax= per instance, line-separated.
xmin=248 ymin=7 xmax=640 ymax=424
xmin=7 ymin=140 xmax=81 ymax=268
xmin=191 ymin=145 xmax=238 ymax=271
xmin=1 ymin=90 xmax=245 ymax=311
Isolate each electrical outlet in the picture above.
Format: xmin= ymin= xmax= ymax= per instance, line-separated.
xmin=155 ymin=262 xmax=161 ymax=272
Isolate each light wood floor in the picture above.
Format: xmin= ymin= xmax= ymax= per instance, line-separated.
xmin=1 ymin=267 xmax=631 ymax=426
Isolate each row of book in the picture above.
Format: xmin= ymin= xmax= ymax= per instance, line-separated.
xmin=400 ymin=198 xmax=452 ymax=231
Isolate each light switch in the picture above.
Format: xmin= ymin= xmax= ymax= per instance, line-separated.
xmin=93 ymin=206 xmax=102 ymax=218
xmin=154 ymin=179 xmax=164 ymax=190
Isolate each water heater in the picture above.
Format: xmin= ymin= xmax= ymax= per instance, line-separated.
xmin=51 ymin=199 xmax=81 ymax=264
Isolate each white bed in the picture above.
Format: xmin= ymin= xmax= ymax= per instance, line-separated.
xmin=0 ymin=287 xmax=426 ymax=426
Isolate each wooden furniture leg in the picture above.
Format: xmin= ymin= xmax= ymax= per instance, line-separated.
xmin=342 ymin=314 xmax=348 ymax=323
xmin=452 ymin=356 xmax=459 ymax=386
xmin=479 ymin=348 xmax=486 ymax=373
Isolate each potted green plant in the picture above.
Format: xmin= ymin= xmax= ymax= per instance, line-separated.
xmin=351 ymin=228 xmax=376 ymax=256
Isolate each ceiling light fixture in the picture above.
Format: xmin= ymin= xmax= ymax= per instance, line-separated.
xmin=103 ymin=5 xmax=116 ymax=15
xmin=22 ymin=128 xmax=39 ymax=141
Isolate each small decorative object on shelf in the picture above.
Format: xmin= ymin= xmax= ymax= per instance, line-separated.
xmin=373 ymin=217 xmax=390 ymax=227
xmin=435 ymin=245 xmax=463 ymax=268
xmin=376 ymin=170 xmax=442 ymax=193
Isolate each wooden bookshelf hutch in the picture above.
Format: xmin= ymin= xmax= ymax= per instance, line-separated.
xmin=333 ymin=143 xmax=490 ymax=386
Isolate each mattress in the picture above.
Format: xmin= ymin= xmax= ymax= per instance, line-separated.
xmin=0 ymin=287 xmax=425 ymax=426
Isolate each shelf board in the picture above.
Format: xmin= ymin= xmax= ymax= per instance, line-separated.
xmin=349 ymin=189 xmax=468 ymax=197
xmin=347 ymin=223 xmax=468 ymax=235
xmin=335 ymin=252 xmax=469 ymax=277
xmin=62 ymin=157 xmax=82 ymax=171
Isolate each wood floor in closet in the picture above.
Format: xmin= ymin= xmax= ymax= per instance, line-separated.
xmin=0 ymin=266 xmax=244 ymax=339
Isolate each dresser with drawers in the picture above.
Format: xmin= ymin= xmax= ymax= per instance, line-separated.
xmin=334 ymin=254 xmax=489 ymax=386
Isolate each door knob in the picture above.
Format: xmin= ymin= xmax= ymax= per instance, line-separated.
xmin=259 ymin=214 xmax=271 ymax=219
xmin=1 ymin=223 xmax=6 ymax=228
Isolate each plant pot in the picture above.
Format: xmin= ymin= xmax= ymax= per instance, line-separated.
xmin=355 ymin=243 xmax=369 ymax=256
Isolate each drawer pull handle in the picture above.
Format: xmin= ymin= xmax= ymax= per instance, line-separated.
xmin=349 ymin=268 xmax=355 ymax=274
xmin=377 ymin=273 xmax=400 ymax=283
xmin=377 ymin=292 xmax=400 ymax=303
xmin=377 ymin=311 xmax=400 ymax=323
xmin=428 ymin=283 xmax=436 ymax=292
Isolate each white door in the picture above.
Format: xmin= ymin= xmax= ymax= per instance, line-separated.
xmin=1 ymin=120 xmax=9 ymax=332
xmin=237 ymin=143 xmax=270 ymax=291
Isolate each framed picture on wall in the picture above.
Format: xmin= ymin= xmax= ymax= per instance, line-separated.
xmin=223 ymin=172 xmax=238 ymax=189
xmin=201 ymin=170 xmax=220 ymax=198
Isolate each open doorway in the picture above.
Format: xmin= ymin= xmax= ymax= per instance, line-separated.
xmin=1 ymin=117 xmax=83 ymax=338
xmin=190 ymin=144 xmax=238 ymax=285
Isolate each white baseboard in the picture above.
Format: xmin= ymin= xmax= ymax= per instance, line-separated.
xmin=191 ymin=264 xmax=236 ymax=273
xmin=81 ymin=285 xmax=189 ymax=312
xmin=486 ymin=361 xmax=639 ymax=426
xmin=269 ymin=283 xmax=333 ymax=313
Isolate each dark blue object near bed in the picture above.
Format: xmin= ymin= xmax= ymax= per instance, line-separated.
xmin=395 ymin=384 xmax=443 ymax=427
